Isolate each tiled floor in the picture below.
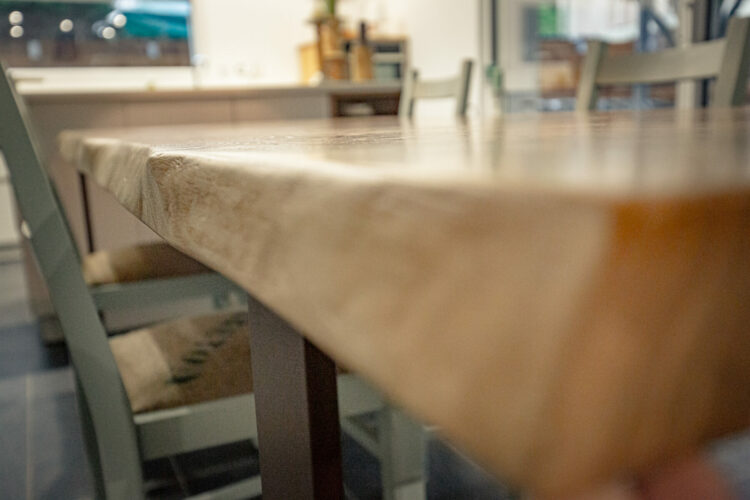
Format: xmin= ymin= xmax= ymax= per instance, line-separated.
xmin=0 ymin=256 xmax=516 ymax=499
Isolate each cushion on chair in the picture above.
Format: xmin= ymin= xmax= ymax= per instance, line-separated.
xmin=82 ymin=242 xmax=211 ymax=286
xmin=110 ymin=310 xmax=253 ymax=413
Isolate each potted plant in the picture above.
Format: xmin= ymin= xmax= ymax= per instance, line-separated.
xmin=326 ymin=0 xmax=336 ymax=17
xmin=312 ymin=0 xmax=337 ymax=20
xmin=310 ymin=0 xmax=345 ymax=79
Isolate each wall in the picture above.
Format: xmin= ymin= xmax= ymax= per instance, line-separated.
xmin=383 ymin=0 xmax=483 ymax=116
xmin=384 ymin=0 xmax=479 ymax=79
xmin=190 ymin=0 xmax=483 ymax=110
xmin=11 ymin=1 xmax=482 ymax=93
xmin=190 ymin=0 xmax=315 ymax=84
xmin=12 ymin=0 xmax=320 ymax=89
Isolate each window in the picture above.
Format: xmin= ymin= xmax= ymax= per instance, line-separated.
xmin=0 ymin=0 xmax=191 ymax=67
xmin=495 ymin=0 xmax=686 ymax=112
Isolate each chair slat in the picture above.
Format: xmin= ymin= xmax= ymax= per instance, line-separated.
xmin=399 ymin=59 xmax=473 ymax=118
xmin=714 ymin=16 xmax=750 ymax=107
xmin=413 ymin=78 xmax=460 ymax=99
xmin=577 ymin=16 xmax=750 ymax=110
xmin=597 ymin=41 xmax=725 ymax=86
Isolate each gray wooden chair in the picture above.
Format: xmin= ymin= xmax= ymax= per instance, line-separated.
xmin=576 ymin=16 xmax=750 ymax=111
xmin=7 ymin=78 xmax=240 ymax=323
xmin=84 ymin=241 xmax=240 ymax=316
xmin=399 ymin=59 xmax=473 ymax=117
xmin=1 ymin=63 xmax=425 ymax=500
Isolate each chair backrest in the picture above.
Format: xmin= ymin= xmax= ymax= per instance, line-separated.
xmin=399 ymin=59 xmax=473 ymax=117
xmin=0 ymin=62 xmax=143 ymax=497
xmin=576 ymin=16 xmax=750 ymax=111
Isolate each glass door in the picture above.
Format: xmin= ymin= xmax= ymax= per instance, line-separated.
xmin=482 ymin=0 xmax=746 ymax=114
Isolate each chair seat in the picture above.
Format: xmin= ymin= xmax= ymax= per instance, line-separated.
xmin=110 ymin=310 xmax=252 ymax=414
xmin=83 ymin=242 xmax=211 ymax=286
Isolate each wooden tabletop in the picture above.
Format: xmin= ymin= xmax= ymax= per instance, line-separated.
xmin=60 ymin=108 xmax=750 ymax=495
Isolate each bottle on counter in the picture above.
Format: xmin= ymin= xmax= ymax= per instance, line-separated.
xmin=349 ymin=21 xmax=374 ymax=82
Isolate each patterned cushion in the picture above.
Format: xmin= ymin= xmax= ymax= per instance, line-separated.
xmin=83 ymin=242 xmax=210 ymax=286
xmin=110 ymin=310 xmax=252 ymax=413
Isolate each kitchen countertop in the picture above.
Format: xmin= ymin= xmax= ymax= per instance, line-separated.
xmin=19 ymin=80 xmax=402 ymax=104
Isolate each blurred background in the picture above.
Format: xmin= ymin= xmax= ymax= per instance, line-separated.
xmin=2 ymin=0 xmax=748 ymax=251
xmin=1 ymin=1 xmax=746 ymax=106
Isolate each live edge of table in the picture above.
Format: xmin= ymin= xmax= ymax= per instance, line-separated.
xmin=59 ymin=108 xmax=750 ymax=496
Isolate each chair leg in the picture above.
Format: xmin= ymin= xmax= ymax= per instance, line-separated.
xmin=74 ymin=373 xmax=145 ymax=500
xmin=75 ymin=375 xmax=107 ymax=499
xmin=378 ymin=407 xmax=427 ymax=500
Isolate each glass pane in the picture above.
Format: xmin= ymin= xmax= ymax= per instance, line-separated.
xmin=0 ymin=0 xmax=191 ymax=67
xmin=494 ymin=0 xmax=687 ymax=113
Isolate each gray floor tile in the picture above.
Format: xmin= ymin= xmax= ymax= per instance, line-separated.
xmin=0 ymin=323 xmax=69 ymax=379
xmin=0 ymin=259 xmax=33 ymax=329
xmin=710 ymin=431 xmax=750 ymax=500
xmin=0 ymin=376 xmax=28 ymax=500
xmin=342 ymin=433 xmax=381 ymax=500
xmin=28 ymin=369 xmax=94 ymax=500
xmin=176 ymin=440 xmax=259 ymax=496
xmin=28 ymin=368 xmax=76 ymax=397
xmin=427 ymin=439 xmax=516 ymax=500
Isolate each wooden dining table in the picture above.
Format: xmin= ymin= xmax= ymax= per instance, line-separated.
xmin=59 ymin=107 xmax=750 ymax=498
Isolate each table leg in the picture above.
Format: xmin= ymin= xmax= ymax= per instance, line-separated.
xmin=78 ymin=172 xmax=95 ymax=253
xmin=247 ymin=294 xmax=344 ymax=500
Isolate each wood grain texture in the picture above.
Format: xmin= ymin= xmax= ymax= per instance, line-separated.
xmin=59 ymin=109 xmax=750 ymax=495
